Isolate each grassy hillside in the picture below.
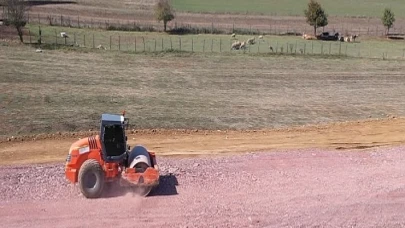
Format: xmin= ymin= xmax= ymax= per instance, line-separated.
xmin=1 ymin=44 xmax=405 ymax=137
xmin=172 ymin=0 xmax=404 ymax=17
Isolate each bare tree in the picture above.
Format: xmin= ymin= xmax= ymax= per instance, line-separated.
xmin=154 ymin=0 xmax=175 ymax=32
xmin=4 ymin=0 xmax=29 ymax=42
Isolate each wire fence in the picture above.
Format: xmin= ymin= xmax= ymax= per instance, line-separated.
xmin=25 ymin=26 xmax=405 ymax=60
xmin=15 ymin=12 xmax=405 ymax=37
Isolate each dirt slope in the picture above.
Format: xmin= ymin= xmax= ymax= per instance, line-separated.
xmin=1 ymin=117 xmax=404 ymax=165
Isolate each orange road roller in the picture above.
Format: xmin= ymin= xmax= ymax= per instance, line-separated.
xmin=64 ymin=112 xmax=160 ymax=198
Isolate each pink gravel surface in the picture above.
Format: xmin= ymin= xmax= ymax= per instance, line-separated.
xmin=1 ymin=146 xmax=405 ymax=228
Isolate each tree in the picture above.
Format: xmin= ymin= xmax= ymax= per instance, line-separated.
xmin=154 ymin=0 xmax=175 ymax=32
xmin=304 ymin=0 xmax=328 ymax=36
xmin=4 ymin=0 xmax=29 ymax=42
xmin=382 ymin=8 xmax=395 ymax=35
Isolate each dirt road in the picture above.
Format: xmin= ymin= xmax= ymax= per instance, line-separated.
xmin=1 ymin=117 xmax=405 ymax=227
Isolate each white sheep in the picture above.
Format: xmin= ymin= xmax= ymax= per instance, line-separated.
xmin=231 ymin=41 xmax=242 ymax=50
xmin=247 ymin=37 xmax=255 ymax=45
xmin=60 ymin=32 xmax=68 ymax=38
xmin=240 ymin=41 xmax=247 ymax=49
xmin=97 ymin=44 xmax=107 ymax=50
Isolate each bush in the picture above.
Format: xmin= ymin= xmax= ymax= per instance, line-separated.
xmin=106 ymin=24 xmax=155 ymax=32
xmin=168 ymin=25 xmax=223 ymax=35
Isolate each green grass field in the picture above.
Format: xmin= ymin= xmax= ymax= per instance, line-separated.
xmin=26 ymin=25 xmax=405 ymax=60
xmin=1 ymin=41 xmax=405 ymax=137
xmin=171 ymin=0 xmax=405 ymax=17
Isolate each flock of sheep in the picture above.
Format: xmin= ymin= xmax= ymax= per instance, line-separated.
xmin=339 ymin=35 xmax=358 ymax=42
xmin=230 ymin=31 xmax=359 ymax=52
xmin=43 ymin=31 xmax=359 ymax=54
xmin=230 ymin=33 xmax=265 ymax=50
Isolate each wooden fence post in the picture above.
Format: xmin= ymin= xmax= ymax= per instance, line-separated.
xmin=345 ymin=44 xmax=348 ymax=56
xmin=220 ymin=39 xmax=222 ymax=52
xmin=125 ymin=36 xmax=128 ymax=51
xmin=339 ymin=42 xmax=341 ymax=55
xmin=135 ymin=37 xmax=136 ymax=52
xmin=276 ymin=41 xmax=278 ymax=53
xmin=321 ymin=42 xmax=323 ymax=55
xmin=329 ymin=43 xmax=331 ymax=55
xmin=110 ymin=35 xmax=112 ymax=50
xmin=311 ymin=41 xmax=313 ymax=54
xmin=143 ymin=37 xmax=145 ymax=51
xmin=119 ymin=36 xmax=121 ymax=50
xmin=211 ymin=22 xmax=214 ymax=34
xmin=38 ymin=26 xmax=42 ymax=45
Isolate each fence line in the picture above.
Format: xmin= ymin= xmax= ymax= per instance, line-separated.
xmin=25 ymin=27 xmax=405 ymax=60
xmin=19 ymin=12 xmax=405 ymax=37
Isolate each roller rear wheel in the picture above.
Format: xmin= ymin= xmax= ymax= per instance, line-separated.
xmin=78 ymin=159 xmax=105 ymax=198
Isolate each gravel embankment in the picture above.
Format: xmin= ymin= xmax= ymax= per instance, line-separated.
xmin=1 ymin=147 xmax=405 ymax=227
